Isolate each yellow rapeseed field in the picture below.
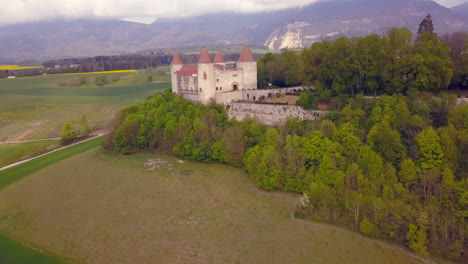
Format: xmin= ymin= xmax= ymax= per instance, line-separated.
xmin=0 ymin=65 xmax=44 ymax=70
xmin=51 ymin=70 xmax=137 ymax=76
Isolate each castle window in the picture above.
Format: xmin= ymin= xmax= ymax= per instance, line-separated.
xmin=203 ymin=72 xmax=207 ymax=80
xmin=217 ymin=79 xmax=219 ymax=82
xmin=220 ymin=87 xmax=222 ymax=90
xmin=216 ymin=87 xmax=218 ymax=90
xmin=200 ymin=88 xmax=203 ymax=92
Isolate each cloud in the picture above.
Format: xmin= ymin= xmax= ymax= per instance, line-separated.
xmin=0 ymin=0 xmax=464 ymax=26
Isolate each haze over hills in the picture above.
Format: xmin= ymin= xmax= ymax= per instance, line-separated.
xmin=0 ymin=0 xmax=467 ymax=64
xmin=451 ymin=2 xmax=468 ymax=19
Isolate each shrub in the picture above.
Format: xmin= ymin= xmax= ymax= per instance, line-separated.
xmin=60 ymin=122 xmax=77 ymax=145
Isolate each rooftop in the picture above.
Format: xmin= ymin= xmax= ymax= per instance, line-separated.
xmin=237 ymin=45 xmax=255 ymax=63
xmin=171 ymin=53 xmax=184 ymax=65
xmin=198 ymin=48 xmax=212 ymax=64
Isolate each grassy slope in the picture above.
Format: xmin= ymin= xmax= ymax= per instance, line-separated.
xmin=0 ymin=234 xmax=66 ymax=264
xmin=0 ymin=137 xmax=102 ymax=191
xmin=0 ymin=68 xmax=170 ymax=143
xmin=0 ymin=148 xmax=440 ymax=264
xmin=0 ymin=140 xmax=59 ymax=168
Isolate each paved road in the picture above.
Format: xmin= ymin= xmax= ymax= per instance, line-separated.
xmin=0 ymin=134 xmax=104 ymax=171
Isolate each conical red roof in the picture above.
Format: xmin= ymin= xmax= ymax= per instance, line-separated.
xmin=198 ymin=48 xmax=212 ymax=64
xmin=213 ymin=51 xmax=225 ymax=63
xmin=171 ymin=53 xmax=184 ymax=65
xmin=238 ymin=45 xmax=255 ymax=62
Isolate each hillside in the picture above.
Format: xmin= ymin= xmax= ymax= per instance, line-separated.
xmin=451 ymin=2 xmax=468 ymax=19
xmin=0 ymin=0 xmax=467 ymax=63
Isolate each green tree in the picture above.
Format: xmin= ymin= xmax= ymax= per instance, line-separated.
xmin=406 ymin=223 xmax=430 ymax=257
xmin=79 ymin=115 xmax=89 ymax=136
xmin=411 ymin=32 xmax=453 ymax=92
xmin=381 ymin=27 xmax=413 ymax=94
xmin=416 ymin=126 xmax=444 ymax=170
xmin=281 ymin=49 xmax=303 ymax=86
xmin=367 ymin=118 xmax=405 ymax=165
xmin=60 ymin=122 xmax=77 ymax=145
xmin=398 ymin=158 xmax=418 ymax=187
xmin=360 ymin=217 xmax=375 ymax=236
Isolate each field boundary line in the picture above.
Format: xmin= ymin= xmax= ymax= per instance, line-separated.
xmin=0 ymin=134 xmax=104 ymax=171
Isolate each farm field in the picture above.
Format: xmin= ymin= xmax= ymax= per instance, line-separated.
xmin=0 ymin=140 xmax=59 ymax=168
xmin=0 ymin=147 xmax=447 ymax=264
xmin=0 ymin=68 xmax=169 ymax=144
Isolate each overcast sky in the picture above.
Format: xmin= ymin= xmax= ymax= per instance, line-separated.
xmin=0 ymin=0 xmax=466 ymax=26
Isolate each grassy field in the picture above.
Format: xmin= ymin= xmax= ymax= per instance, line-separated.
xmin=0 ymin=68 xmax=169 ymax=143
xmin=0 ymin=147 xmax=444 ymax=264
xmin=0 ymin=234 xmax=66 ymax=264
xmin=0 ymin=140 xmax=59 ymax=168
xmin=0 ymin=137 xmax=102 ymax=191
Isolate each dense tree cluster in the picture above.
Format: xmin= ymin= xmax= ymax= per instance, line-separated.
xmin=257 ymin=28 xmax=468 ymax=94
xmin=106 ymin=89 xmax=468 ymax=260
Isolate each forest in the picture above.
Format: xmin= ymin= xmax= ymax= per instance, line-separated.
xmin=257 ymin=27 xmax=467 ymax=96
xmin=105 ymin=89 xmax=468 ymax=261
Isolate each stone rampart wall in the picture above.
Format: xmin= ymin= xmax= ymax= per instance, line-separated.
xmin=228 ymin=102 xmax=328 ymax=126
xmin=216 ymin=86 xmax=308 ymax=104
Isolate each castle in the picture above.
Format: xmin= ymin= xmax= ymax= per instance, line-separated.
xmin=170 ymin=45 xmax=257 ymax=104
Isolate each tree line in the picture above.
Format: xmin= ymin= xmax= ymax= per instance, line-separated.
xmin=257 ymin=28 xmax=468 ymax=95
xmin=41 ymin=52 xmax=245 ymax=74
xmin=105 ymin=89 xmax=468 ymax=261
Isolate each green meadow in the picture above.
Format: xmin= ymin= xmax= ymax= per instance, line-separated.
xmin=0 ymin=140 xmax=59 ymax=168
xmin=0 ymin=68 xmax=169 ymax=165
xmin=0 ymin=145 xmax=446 ymax=264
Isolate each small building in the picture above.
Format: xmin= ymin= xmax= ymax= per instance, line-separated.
xmin=170 ymin=45 xmax=257 ymax=104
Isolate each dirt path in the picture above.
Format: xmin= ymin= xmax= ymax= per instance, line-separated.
xmin=0 ymin=134 xmax=105 ymax=171
xmin=0 ymin=137 xmax=61 ymax=145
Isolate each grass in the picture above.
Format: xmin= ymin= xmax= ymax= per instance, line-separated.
xmin=0 ymin=148 xmax=437 ymax=264
xmin=0 ymin=68 xmax=170 ymax=143
xmin=0 ymin=140 xmax=59 ymax=168
xmin=0 ymin=137 xmax=102 ymax=191
xmin=0 ymin=234 xmax=66 ymax=264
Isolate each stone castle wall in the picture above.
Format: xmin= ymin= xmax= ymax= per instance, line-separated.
xmin=227 ymin=102 xmax=328 ymax=126
xmin=215 ymin=86 xmax=307 ymax=104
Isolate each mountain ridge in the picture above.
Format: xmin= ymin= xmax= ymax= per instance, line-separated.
xmin=0 ymin=0 xmax=467 ymax=63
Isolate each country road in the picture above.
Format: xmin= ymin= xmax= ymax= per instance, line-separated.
xmin=0 ymin=134 xmax=104 ymax=171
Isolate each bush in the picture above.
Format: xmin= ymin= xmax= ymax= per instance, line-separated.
xmin=60 ymin=122 xmax=77 ymax=145
xmin=56 ymin=78 xmax=67 ymax=87
xmin=359 ymin=217 xmax=374 ymax=236
xmin=95 ymin=76 xmax=109 ymax=86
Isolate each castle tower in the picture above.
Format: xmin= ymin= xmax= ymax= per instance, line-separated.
xmin=197 ymin=48 xmax=215 ymax=104
xmin=213 ymin=50 xmax=226 ymax=67
xmin=236 ymin=45 xmax=257 ymax=90
xmin=170 ymin=53 xmax=184 ymax=93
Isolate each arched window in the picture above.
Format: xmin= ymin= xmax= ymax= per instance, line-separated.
xmin=203 ymin=72 xmax=207 ymax=80
xmin=216 ymin=87 xmax=219 ymax=90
